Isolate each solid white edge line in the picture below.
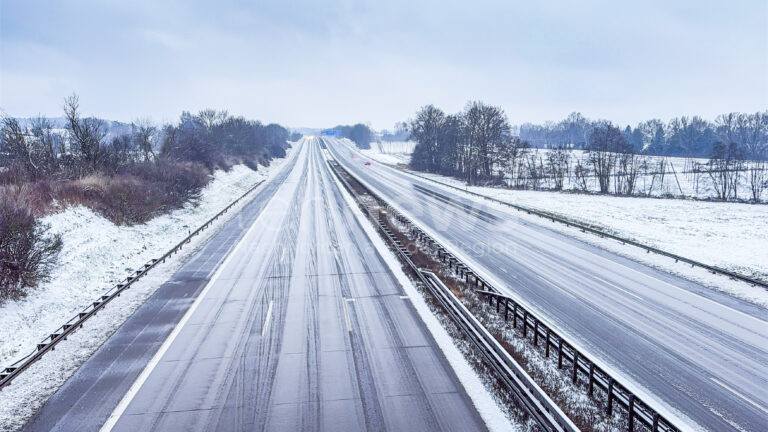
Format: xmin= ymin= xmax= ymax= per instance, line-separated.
xmin=710 ymin=377 xmax=768 ymax=416
xmin=99 ymin=142 xmax=303 ymax=432
xmin=262 ymin=301 xmax=274 ymax=337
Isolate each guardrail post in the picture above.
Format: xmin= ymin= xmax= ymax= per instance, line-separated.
xmin=522 ymin=311 xmax=528 ymax=337
xmin=545 ymin=329 xmax=551 ymax=357
xmin=627 ymin=395 xmax=635 ymax=431
xmin=496 ymin=296 xmax=500 ymax=313
xmin=572 ymin=351 xmax=579 ymax=383
xmin=533 ymin=321 xmax=539 ymax=346
xmin=513 ymin=304 xmax=518 ymax=328
xmin=588 ymin=363 xmax=595 ymax=396
xmin=652 ymin=413 xmax=659 ymax=431
xmin=607 ymin=379 xmax=614 ymax=414
xmin=558 ymin=339 xmax=563 ymax=368
xmin=504 ymin=299 xmax=509 ymax=321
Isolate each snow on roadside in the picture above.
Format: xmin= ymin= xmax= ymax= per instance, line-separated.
xmin=362 ymin=141 xmax=414 ymax=166
xmin=0 ymin=156 xmax=289 ymax=431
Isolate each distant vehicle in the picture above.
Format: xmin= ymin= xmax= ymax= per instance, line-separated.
xmin=364 ymin=162 xmax=372 ymax=166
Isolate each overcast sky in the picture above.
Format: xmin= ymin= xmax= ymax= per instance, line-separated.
xmin=1 ymin=0 xmax=766 ymax=130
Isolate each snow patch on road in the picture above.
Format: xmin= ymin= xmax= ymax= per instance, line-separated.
xmin=0 ymin=158 xmax=288 ymax=431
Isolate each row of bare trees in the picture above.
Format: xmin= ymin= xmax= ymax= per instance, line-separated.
xmin=408 ymin=105 xmax=768 ymax=202
xmin=1 ymin=95 xmax=292 ymax=184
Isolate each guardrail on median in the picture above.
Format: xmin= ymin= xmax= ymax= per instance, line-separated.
xmin=328 ymin=152 xmax=682 ymax=432
xmin=328 ymin=159 xmax=576 ymax=432
xmin=401 ymin=169 xmax=768 ymax=290
xmin=0 ymin=179 xmax=265 ymax=391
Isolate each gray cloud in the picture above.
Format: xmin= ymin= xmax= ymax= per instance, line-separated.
xmin=1 ymin=0 xmax=766 ymax=129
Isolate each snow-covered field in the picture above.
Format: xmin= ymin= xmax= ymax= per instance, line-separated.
xmin=363 ymin=140 xmax=415 ymax=165
xmin=364 ymin=143 xmax=767 ymax=202
xmin=507 ymin=149 xmax=768 ymax=202
xmin=0 ymin=155 xmax=289 ymax=430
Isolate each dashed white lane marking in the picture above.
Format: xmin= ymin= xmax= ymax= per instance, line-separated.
xmin=400 ymin=295 xmax=410 ymax=300
xmin=536 ymin=274 xmax=578 ymax=301
xmin=342 ymin=298 xmax=354 ymax=332
xmin=593 ymin=276 xmax=643 ymax=301
xmin=710 ymin=377 xmax=768 ymax=416
xmin=262 ymin=300 xmax=274 ymax=337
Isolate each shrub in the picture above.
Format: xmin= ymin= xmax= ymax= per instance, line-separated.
xmin=53 ymin=160 xmax=211 ymax=225
xmin=0 ymin=199 xmax=62 ymax=299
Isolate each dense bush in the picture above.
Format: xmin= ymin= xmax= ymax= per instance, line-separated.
xmin=0 ymin=199 xmax=62 ymax=299
xmin=55 ymin=160 xmax=210 ymax=224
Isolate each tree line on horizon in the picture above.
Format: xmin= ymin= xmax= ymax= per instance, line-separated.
xmin=407 ymin=102 xmax=768 ymax=202
xmin=517 ymin=111 xmax=768 ymax=160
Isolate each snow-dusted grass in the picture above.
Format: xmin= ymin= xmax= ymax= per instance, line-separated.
xmin=0 ymin=155 xmax=290 ymax=431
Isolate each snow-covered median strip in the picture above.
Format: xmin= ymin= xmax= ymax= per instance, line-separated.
xmin=0 ymin=158 xmax=287 ymax=431
xmin=327 ymin=156 xmax=518 ymax=432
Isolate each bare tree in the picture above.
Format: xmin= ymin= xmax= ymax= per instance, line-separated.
xmin=133 ymin=118 xmax=157 ymax=162
xmin=546 ymin=146 xmax=570 ymax=190
xmin=708 ymin=142 xmax=744 ymax=200
xmin=64 ymin=94 xmax=107 ymax=174
xmin=0 ymin=117 xmax=38 ymax=176
xmin=587 ymin=122 xmax=631 ymax=193
xmin=29 ymin=117 xmax=62 ymax=174
xmin=573 ymin=159 xmax=589 ymax=191
xmin=748 ymin=161 xmax=767 ymax=202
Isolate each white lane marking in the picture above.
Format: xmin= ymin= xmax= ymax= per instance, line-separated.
xmin=400 ymin=295 xmax=410 ymax=300
xmin=100 ymin=148 xmax=293 ymax=432
xmin=710 ymin=377 xmax=768 ymax=415
xmin=593 ymin=276 xmax=643 ymax=301
xmin=342 ymin=298 xmax=354 ymax=332
xmin=262 ymin=300 xmax=274 ymax=337
xmin=536 ymin=275 xmax=578 ymax=300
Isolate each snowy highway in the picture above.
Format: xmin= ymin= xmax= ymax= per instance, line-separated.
xmin=22 ymin=139 xmax=486 ymax=432
xmin=326 ymin=138 xmax=768 ymax=432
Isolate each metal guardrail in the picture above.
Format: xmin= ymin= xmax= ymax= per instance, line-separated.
xmin=401 ymin=169 xmax=768 ymax=290
xmin=328 ymin=159 xmax=576 ymax=432
xmin=327 ymin=151 xmax=683 ymax=432
xmin=0 ymin=179 xmax=265 ymax=390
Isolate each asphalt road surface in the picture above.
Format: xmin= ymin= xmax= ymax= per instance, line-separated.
xmin=326 ymin=137 xmax=768 ymax=432
xmin=23 ymin=139 xmax=486 ymax=432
